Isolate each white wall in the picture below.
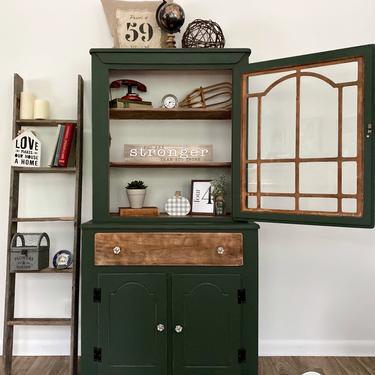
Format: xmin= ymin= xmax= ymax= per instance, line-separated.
xmin=0 ymin=0 xmax=374 ymax=356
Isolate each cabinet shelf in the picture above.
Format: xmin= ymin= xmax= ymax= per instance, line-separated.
xmin=110 ymin=108 xmax=231 ymax=120
xmin=111 ymin=212 xmax=232 ymax=220
xmin=110 ymin=162 xmax=231 ymax=169
xmin=16 ymin=119 xmax=77 ymax=127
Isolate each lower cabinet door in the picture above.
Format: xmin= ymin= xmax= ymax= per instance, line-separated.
xmin=172 ymin=274 xmax=242 ymax=375
xmin=98 ymin=273 xmax=167 ymax=375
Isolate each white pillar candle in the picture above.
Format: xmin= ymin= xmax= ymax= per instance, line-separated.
xmin=20 ymin=92 xmax=35 ymax=119
xmin=33 ymin=99 xmax=50 ymax=120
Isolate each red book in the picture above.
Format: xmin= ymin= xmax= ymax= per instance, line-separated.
xmin=58 ymin=123 xmax=75 ymax=167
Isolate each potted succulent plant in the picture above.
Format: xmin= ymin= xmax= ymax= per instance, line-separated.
xmin=126 ymin=180 xmax=148 ymax=209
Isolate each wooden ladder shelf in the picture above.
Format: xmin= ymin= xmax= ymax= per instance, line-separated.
xmin=2 ymin=74 xmax=84 ymax=375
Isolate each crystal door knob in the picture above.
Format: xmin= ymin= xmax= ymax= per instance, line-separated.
xmin=175 ymin=325 xmax=183 ymax=333
xmin=156 ymin=324 xmax=165 ymax=332
xmin=216 ymin=246 xmax=225 ymax=255
xmin=113 ymin=246 xmax=121 ymax=255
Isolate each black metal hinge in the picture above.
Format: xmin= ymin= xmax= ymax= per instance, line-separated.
xmin=93 ymin=347 xmax=102 ymax=362
xmin=93 ymin=288 xmax=101 ymax=303
xmin=237 ymin=288 xmax=246 ymax=304
xmin=238 ymin=348 xmax=246 ymax=363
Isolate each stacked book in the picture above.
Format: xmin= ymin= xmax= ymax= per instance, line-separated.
xmin=109 ymin=99 xmax=153 ymax=109
xmin=49 ymin=123 xmax=75 ymax=167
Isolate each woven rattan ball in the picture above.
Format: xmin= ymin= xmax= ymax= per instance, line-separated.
xmin=182 ymin=19 xmax=225 ymax=48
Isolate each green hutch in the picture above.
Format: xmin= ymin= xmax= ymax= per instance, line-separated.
xmin=81 ymin=45 xmax=375 ymax=375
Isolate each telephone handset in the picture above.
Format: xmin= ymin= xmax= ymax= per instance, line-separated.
xmin=110 ymin=79 xmax=147 ymax=101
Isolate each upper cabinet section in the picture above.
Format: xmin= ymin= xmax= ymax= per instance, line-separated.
xmin=235 ymin=45 xmax=374 ymax=227
xmin=90 ymin=49 xmax=251 ymax=223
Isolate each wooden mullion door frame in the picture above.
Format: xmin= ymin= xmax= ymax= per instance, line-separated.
xmin=233 ymin=44 xmax=375 ymax=227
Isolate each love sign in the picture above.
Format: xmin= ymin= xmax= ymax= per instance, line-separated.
xmin=12 ymin=130 xmax=41 ymax=167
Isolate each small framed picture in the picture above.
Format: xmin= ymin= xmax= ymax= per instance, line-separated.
xmin=191 ymin=180 xmax=214 ymax=215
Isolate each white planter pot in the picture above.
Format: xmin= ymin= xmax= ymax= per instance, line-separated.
xmin=126 ymin=188 xmax=146 ymax=208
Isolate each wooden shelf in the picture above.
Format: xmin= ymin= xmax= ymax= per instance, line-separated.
xmin=13 ymin=268 xmax=73 ymax=274
xmin=110 ymin=212 xmax=232 ymax=220
xmin=16 ymin=119 xmax=77 ymax=127
xmin=12 ymin=217 xmax=76 ymax=223
xmin=12 ymin=167 xmax=76 ymax=174
xmin=110 ymin=162 xmax=231 ymax=168
xmin=7 ymin=318 xmax=71 ymax=326
xmin=110 ymin=108 xmax=231 ymax=120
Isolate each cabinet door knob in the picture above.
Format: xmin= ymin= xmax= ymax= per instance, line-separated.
xmin=113 ymin=246 xmax=121 ymax=255
xmin=216 ymin=246 xmax=225 ymax=255
xmin=156 ymin=323 xmax=165 ymax=332
xmin=175 ymin=325 xmax=183 ymax=333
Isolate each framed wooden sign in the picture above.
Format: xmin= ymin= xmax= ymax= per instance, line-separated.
xmin=12 ymin=130 xmax=41 ymax=168
xmin=191 ymin=180 xmax=214 ymax=215
xmin=101 ymin=0 xmax=169 ymax=48
xmin=124 ymin=144 xmax=213 ymax=164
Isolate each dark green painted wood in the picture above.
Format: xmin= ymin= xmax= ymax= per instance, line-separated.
xmin=90 ymin=48 xmax=251 ymax=66
xmin=172 ymin=274 xmax=242 ymax=375
xmin=80 ymin=224 xmax=259 ymax=375
xmin=233 ymin=44 xmax=375 ymax=228
xmin=97 ymin=273 xmax=167 ymax=375
xmin=90 ymin=48 xmax=250 ymax=223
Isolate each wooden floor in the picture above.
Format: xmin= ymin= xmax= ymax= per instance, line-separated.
xmin=0 ymin=356 xmax=374 ymax=374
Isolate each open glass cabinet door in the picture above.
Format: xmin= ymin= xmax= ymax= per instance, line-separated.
xmin=233 ymin=45 xmax=374 ymax=227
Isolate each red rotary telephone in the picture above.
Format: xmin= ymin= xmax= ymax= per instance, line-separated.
xmin=110 ymin=79 xmax=147 ymax=101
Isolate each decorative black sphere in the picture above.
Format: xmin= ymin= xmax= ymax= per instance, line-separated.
xmin=156 ymin=1 xmax=185 ymax=34
xmin=182 ymin=19 xmax=225 ymax=48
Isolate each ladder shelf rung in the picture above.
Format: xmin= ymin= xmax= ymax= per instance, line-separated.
xmin=16 ymin=119 xmax=78 ymax=127
xmin=12 ymin=167 xmax=76 ymax=174
xmin=7 ymin=318 xmax=72 ymax=326
xmin=13 ymin=268 xmax=73 ymax=274
xmin=12 ymin=216 xmax=76 ymax=222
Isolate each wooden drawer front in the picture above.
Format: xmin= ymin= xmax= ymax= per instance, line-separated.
xmin=95 ymin=232 xmax=243 ymax=266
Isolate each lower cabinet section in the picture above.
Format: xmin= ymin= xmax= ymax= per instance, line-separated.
xmin=81 ymin=224 xmax=259 ymax=375
xmin=96 ymin=273 xmax=243 ymax=375
xmin=172 ymin=274 xmax=242 ymax=375
xmin=97 ymin=274 xmax=167 ymax=375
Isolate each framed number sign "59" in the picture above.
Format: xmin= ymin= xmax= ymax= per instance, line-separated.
xmin=102 ymin=0 xmax=169 ymax=48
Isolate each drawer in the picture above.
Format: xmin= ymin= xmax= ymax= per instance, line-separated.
xmin=95 ymin=232 xmax=243 ymax=266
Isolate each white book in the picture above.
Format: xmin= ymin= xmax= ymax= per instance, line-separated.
xmin=49 ymin=124 xmax=62 ymax=166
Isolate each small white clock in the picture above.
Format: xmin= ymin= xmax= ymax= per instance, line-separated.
xmin=162 ymin=94 xmax=179 ymax=109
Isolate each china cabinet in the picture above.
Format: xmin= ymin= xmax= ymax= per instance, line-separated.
xmin=81 ymin=45 xmax=374 ymax=375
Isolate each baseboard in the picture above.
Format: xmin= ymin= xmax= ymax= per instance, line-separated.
xmin=3 ymin=338 xmax=375 ymax=356
xmin=260 ymin=339 xmax=375 ymax=356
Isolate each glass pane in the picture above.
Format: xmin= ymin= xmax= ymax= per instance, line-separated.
xmin=300 ymin=162 xmax=337 ymax=194
xmin=342 ymin=162 xmax=357 ymax=194
xmin=261 ymin=163 xmax=295 ymax=193
xmin=247 ymin=196 xmax=257 ymax=209
xmin=342 ymin=86 xmax=358 ymax=157
xmin=248 ymin=71 xmax=292 ymax=94
xmin=300 ymin=198 xmax=338 ymax=212
xmin=242 ymin=57 xmax=365 ymax=221
xmin=342 ymin=198 xmax=357 ymax=213
xmin=300 ymin=76 xmax=338 ymax=158
xmin=247 ymin=164 xmax=257 ymax=192
xmin=261 ymin=196 xmax=295 ymax=210
xmin=247 ymin=98 xmax=258 ymax=160
xmin=261 ymin=78 xmax=296 ymax=159
xmin=301 ymin=61 xmax=358 ymax=83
